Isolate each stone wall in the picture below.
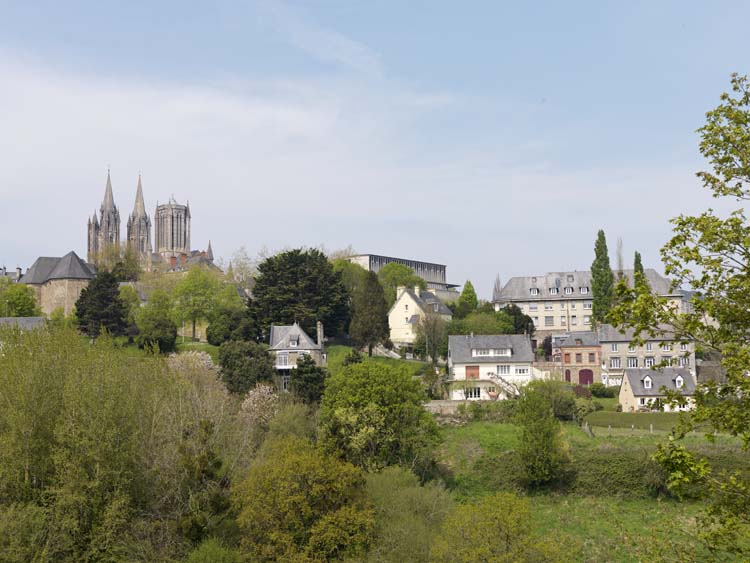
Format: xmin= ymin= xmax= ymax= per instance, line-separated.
xmin=36 ymin=279 xmax=90 ymax=316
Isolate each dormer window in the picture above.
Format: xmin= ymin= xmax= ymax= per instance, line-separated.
xmin=530 ymin=288 xmax=539 ymax=296
xmin=289 ymin=338 xmax=298 ymax=348
xmin=473 ymin=349 xmax=491 ymax=357
xmin=675 ymin=375 xmax=684 ymax=389
xmin=564 ymin=287 xmax=573 ymax=295
xmin=580 ymin=287 xmax=589 ymax=294
xmin=549 ymin=287 xmax=559 ymax=295
xmin=643 ymin=376 xmax=652 ymax=389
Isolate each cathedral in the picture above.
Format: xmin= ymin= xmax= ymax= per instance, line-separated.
xmin=87 ymin=171 xmax=215 ymax=271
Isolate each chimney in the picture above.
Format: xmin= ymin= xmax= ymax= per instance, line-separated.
xmin=396 ymin=286 xmax=406 ymax=301
xmin=316 ymin=321 xmax=324 ymax=348
xmin=15 ymin=267 xmax=22 ymax=281
xmin=414 ymin=285 xmax=421 ymax=298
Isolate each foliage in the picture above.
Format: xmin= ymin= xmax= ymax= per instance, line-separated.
xmin=0 ymin=279 xmax=40 ymax=317
xmin=516 ymin=386 xmax=570 ymax=488
xmin=174 ymin=267 xmax=222 ymax=340
xmin=590 ymin=382 xmax=617 ymax=398
xmin=291 ymin=354 xmax=329 ymax=404
xmin=186 ymin=538 xmax=240 ymax=563
xmin=119 ymin=283 xmax=141 ymax=332
xmin=207 ymin=294 xmax=260 ymax=347
xmin=94 ymin=243 xmax=142 ymax=282
xmin=525 ymin=380 xmax=577 ymax=421
xmin=75 ymin=270 xmax=127 ymax=337
xmin=377 ymin=262 xmax=425 ymax=309
xmin=234 ymin=437 xmax=374 ymax=562
xmin=457 ymin=400 xmax=518 ymax=423
xmin=590 ymin=229 xmax=614 ymax=325
xmin=350 ymin=270 xmax=390 ymax=356
xmin=633 ymin=251 xmax=650 ymax=295
xmin=414 ymin=311 xmax=447 ymax=363
xmin=319 ymin=363 xmax=439 ymax=471
xmin=135 ymin=289 xmax=177 ymax=353
xmin=331 ymin=258 xmax=369 ymax=297
xmin=218 ymin=340 xmax=274 ymax=394
xmin=49 ymin=306 xmax=76 ymax=328
xmin=252 ymin=248 xmax=350 ymax=338
xmin=364 ymin=467 xmax=453 ymax=563
xmin=343 ymin=348 xmax=364 ymax=366
xmin=430 ymin=493 xmax=565 ymax=563
xmin=453 ymin=280 xmax=478 ymax=319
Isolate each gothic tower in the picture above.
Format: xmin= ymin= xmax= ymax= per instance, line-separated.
xmin=154 ymin=196 xmax=191 ymax=258
xmin=87 ymin=171 xmax=121 ymax=263
xmin=126 ymin=175 xmax=152 ymax=261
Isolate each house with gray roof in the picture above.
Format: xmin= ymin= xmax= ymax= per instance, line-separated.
xmin=388 ymin=286 xmax=453 ymax=350
xmin=447 ymin=334 xmax=541 ymax=400
xmin=19 ymin=251 xmax=96 ymax=316
xmin=619 ymin=367 xmax=695 ymax=412
xmin=269 ymin=322 xmax=326 ymax=391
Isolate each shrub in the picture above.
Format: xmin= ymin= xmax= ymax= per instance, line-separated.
xmin=525 ymin=380 xmax=576 ymax=420
xmin=572 ymin=384 xmax=592 ymax=399
xmin=186 ymin=538 xmax=240 ymax=563
xmin=460 ymin=400 xmax=517 ymax=423
xmin=218 ymin=340 xmax=274 ymax=394
xmin=590 ymin=382 xmax=617 ymax=398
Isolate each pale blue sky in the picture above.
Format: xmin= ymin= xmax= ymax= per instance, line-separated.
xmin=1 ymin=1 xmax=747 ymax=296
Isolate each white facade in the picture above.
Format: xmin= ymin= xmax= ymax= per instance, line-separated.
xmin=448 ymin=362 xmax=540 ymax=401
xmin=388 ymin=286 xmax=451 ymax=346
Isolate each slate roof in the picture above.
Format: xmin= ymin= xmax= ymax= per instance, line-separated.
xmin=398 ymin=288 xmax=453 ymax=316
xmin=559 ymin=331 xmax=600 ymax=348
xmin=19 ymin=252 xmax=96 ymax=285
xmin=496 ymin=269 xmax=676 ymax=302
xmin=0 ymin=317 xmax=47 ymax=331
xmin=448 ymin=334 xmax=533 ymax=364
xmin=624 ymin=368 xmax=695 ymax=397
xmin=269 ymin=322 xmax=322 ymax=351
xmin=597 ymin=323 xmax=679 ymax=343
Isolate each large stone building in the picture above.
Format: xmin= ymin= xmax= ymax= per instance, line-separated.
xmin=87 ymin=171 xmax=121 ymax=263
xmin=126 ymin=176 xmax=152 ymax=260
xmin=154 ymin=197 xmax=191 ymax=259
xmin=19 ymin=251 xmax=96 ymax=316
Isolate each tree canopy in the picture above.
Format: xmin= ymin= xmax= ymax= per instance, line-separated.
xmin=0 ymin=280 xmax=40 ymax=317
xmin=75 ymin=271 xmax=127 ymax=337
xmin=453 ymin=280 xmax=478 ymax=319
xmin=349 ymin=271 xmax=389 ymax=356
xmin=377 ymin=263 xmax=425 ymax=309
xmin=591 ymin=229 xmax=614 ymax=325
xmin=218 ymin=340 xmax=274 ymax=394
xmin=174 ymin=267 xmax=221 ymax=340
xmin=135 ymin=290 xmax=177 ymax=353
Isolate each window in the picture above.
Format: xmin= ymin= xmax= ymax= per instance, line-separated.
xmin=497 ymin=348 xmax=511 ymax=356
xmin=588 ymin=353 xmax=596 ymax=363
xmin=561 ymin=317 xmax=567 ymax=325
xmin=639 ymin=398 xmax=646 ymax=406
xmin=583 ymin=302 xmax=592 ymax=310
xmin=564 ymin=286 xmax=573 ymax=295
xmin=515 ymin=367 xmax=529 ymax=375
xmin=627 ymin=357 xmax=638 ymax=368
xmin=564 ymin=353 xmax=571 ymax=363
xmin=645 ymin=357 xmax=656 ymax=367
xmin=474 ymin=349 xmax=491 ymax=356
xmin=661 ymin=343 xmax=672 ymax=352
xmin=661 ymin=355 xmax=672 ymax=365
xmin=575 ymin=353 xmax=582 ymax=363
xmin=465 ymin=387 xmax=481 ymax=399
xmin=289 ymin=338 xmax=298 ymax=348
xmin=530 ymin=288 xmax=539 ymax=296
xmin=580 ymin=287 xmax=589 ymax=294
xmin=570 ymin=303 xmax=577 ymax=309
xmin=628 ymin=345 xmax=636 ymax=353
xmin=544 ymin=304 xmax=553 ymax=310
xmin=571 ymin=315 xmax=578 ymax=326
xmin=405 ymin=304 xmax=409 ymax=311
xmin=584 ymin=315 xmax=591 ymax=324
xmin=545 ymin=316 xmax=554 ymax=326
xmin=550 ymin=287 xmax=559 ymax=295
xmin=611 ymin=343 xmax=619 ymax=352
xmin=497 ymin=365 xmax=510 ymax=375
xmin=643 ymin=376 xmax=652 ymax=389
xmin=680 ymin=343 xmax=689 ymax=352
xmin=278 ymin=352 xmax=289 ymax=367
xmin=532 ymin=316 xmax=538 ymax=324
xmin=560 ymin=303 xmax=566 ymax=309
xmin=610 ymin=357 xmax=621 ymax=369
xmin=646 ymin=342 xmax=653 ymax=352
xmin=679 ymin=356 xmax=690 ymax=367
xmin=675 ymin=376 xmax=684 ymax=389
xmin=529 ymin=304 xmax=538 ymax=311
xmin=488 ymin=386 xmax=496 ymax=394
xmin=281 ymin=375 xmax=291 ymax=392
xmin=433 ymin=303 xmax=439 ymax=312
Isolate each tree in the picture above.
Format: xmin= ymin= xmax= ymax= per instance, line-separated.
xmin=350 ymin=271 xmax=389 ymax=356
xmin=633 ymin=251 xmax=650 ymax=295
xmin=75 ymin=271 xmax=127 ymax=337
xmin=252 ymin=249 xmax=350 ymax=338
xmin=454 ymin=280 xmax=478 ymax=319
xmin=207 ymin=286 xmax=258 ymax=346
xmin=331 ymin=258 xmax=369 ymax=298
xmin=186 ymin=539 xmax=239 ymax=563
xmin=516 ymin=384 xmax=569 ymax=487
xmin=413 ymin=311 xmax=447 ymax=364
xmin=377 ymin=263 xmax=425 ymax=309
xmin=0 ymin=280 xmax=40 ymax=317
xmin=174 ymin=266 xmax=221 ymax=340
xmin=118 ymin=284 xmax=141 ymax=337
xmin=609 ymin=74 xmax=750 ymax=557
xmin=291 ymin=354 xmax=329 ymax=404
xmin=591 ymin=229 xmax=614 ymax=325
xmin=505 ymin=304 xmax=536 ymax=335
xmin=217 ymin=340 xmax=274 ymax=394
xmin=430 ymin=493 xmax=565 ymax=563
xmin=135 ymin=290 xmax=177 ymax=353
xmin=319 ymin=363 xmax=439 ymax=471
xmin=234 ymin=437 xmax=374 ymax=562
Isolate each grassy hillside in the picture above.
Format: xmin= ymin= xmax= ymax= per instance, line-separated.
xmin=326 ymin=344 xmax=428 ymax=377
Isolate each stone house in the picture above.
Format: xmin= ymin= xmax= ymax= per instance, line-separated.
xmin=19 ymin=251 xmax=96 ymax=316
xmin=447 ymin=334 xmax=541 ymax=400
xmin=619 ymin=367 xmax=695 ymax=412
xmin=559 ymin=331 xmax=601 ymax=385
xmin=269 ymin=322 xmax=326 ymax=391
xmin=388 ymin=286 xmax=452 ymax=348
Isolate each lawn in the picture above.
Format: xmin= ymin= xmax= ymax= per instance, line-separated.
xmin=175 ymin=340 xmax=220 ymax=363
xmin=585 ymin=410 xmax=685 ymax=431
xmin=326 ymin=344 xmax=428 ymax=377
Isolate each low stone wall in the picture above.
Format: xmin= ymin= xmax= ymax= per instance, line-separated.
xmin=425 ymin=400 xmax=467 ymax=415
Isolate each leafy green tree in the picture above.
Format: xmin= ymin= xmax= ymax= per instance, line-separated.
xmin=505 ymin=304 xmax=536 ymax=335
xmin=0 ymin=281 xmax=40 ymax=317
xmin=135 ymin=290 xmax=177 ymax=353
xmin=591 ymin=229 xmax=614 ymax=325
xmin=186 ymin=539 xmax=240 ymax=563
xmin=342 ymin=348 xmax=363 ymax=366
xmin=516 ymin=384 xmax=570 ymax=488
xmin=609 ymin=74 xmax=750 ymax=558
xmin=75 ymin=271 xmax=127 ymax=337
xmin=350 ymin=271 xmax=389 ymax=356
xmin=234 ymin=437 xmax=374 ymax=562
xmin=207 ymin=288 xmax=259 ymax=346
xmin=414 ymin=311 xmax=447 ymax=364
xmin=291 ymin=354 xmax=329 ymax=404
xmin=332 ymin=258 xmax=369 ymax=297
xmin=118 ymin=284 xmax=141 ymax=336
xmin=430 ymin=493 xmax=565 ymax=563
xmin=319 ymin=363 xmax=439 ymax=471
xmin=174 ymin=267 xmax=221 ymax=340
xmin=377 ymin=263 xmax=425 ymax=309
xmin=252 ymin=249 xmax=350 ymax=338
xmin=218 ymin=340 xmax=274 ymax=394
xmin=454 ymin=280 xmax=478 ymax=319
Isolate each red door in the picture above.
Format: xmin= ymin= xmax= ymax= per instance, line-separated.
xmin=579 ymin=369 xmax=594 ymax=385
xmin=466 ymin=366 xmax=479 ymax=380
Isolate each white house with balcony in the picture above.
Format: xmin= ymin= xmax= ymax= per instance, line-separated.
xmin=447 ymin=334 xmax=543 ymax=400
xmin=268 ymin=322 xmax=326 ymax=391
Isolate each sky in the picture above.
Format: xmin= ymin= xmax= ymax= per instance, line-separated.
xmin=1 ymin=0 xmax=748 ymax=298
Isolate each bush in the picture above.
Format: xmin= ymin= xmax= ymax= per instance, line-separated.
xmin=525 ymin=380 xmax=576 ymax=420
xmin=186 ymin=538 xmax=240 ymax=563
xmin=458 ymin=400 xmax=517 ymax=423
xmin=590 ymin=382 xmax=617 ymax=398
xmin=218 ymin=340 xmax=274 ymax=394
xmin=572 ymin=384 xmax=592 ymax=399
xmin=135 ymin=290 xmax=177 ymax=353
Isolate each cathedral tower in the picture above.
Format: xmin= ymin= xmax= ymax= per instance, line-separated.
xmin=87 ymin=171 xmax=121 ymax=263
xmin=154 ymin=196 xmax=191 ymax=258
xmin=126 ymin=175 xmax=152 ymax=261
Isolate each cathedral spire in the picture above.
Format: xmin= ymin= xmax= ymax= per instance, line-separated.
xmin=207 ymin=240 xmax=214 ymax=261
xmin=132 ymin=174 xmax=147 ymax=217
xmin=102 ymin=170 xmax=115 ymax=211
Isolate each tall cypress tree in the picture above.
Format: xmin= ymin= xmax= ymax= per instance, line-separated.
xmin=455 ymin=280 xmax=479 ymax=319
xmin=633 ymin=251 xmax=650 ymax=294
xmin=349 ymin=271 xmax=389 ymax=356
xmin=590 ymin=230 xmax=614 ymax=325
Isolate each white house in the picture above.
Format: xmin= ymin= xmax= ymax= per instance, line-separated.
xmin=388 ymin=286 xmax=452 ymax=348
xmin=268 ymin=322 xmax=326 ymax=391
xmin=619 ymin=367 xmax=696 ymax=412
xmin=447 ymin=334 xmax=542 ymax=400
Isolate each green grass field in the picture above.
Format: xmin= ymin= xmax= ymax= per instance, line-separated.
xmin=326 ymin=344 xmax=428 ymax=377
xmin=175 ymin=340 xmax=220 ymax=363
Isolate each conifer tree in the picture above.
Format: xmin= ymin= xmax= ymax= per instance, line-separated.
xmin=590 ymin=230 xmax=614 ymax=325
xmin=454 ymin=280 xmax=478 ymax=319
xmin=75 ymin=271 xmax=127 ymax=337
xmin=633 ymin=251 xmax=650 ymax=294
xmin=349 ymin=271 xmax=389 ymax=356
